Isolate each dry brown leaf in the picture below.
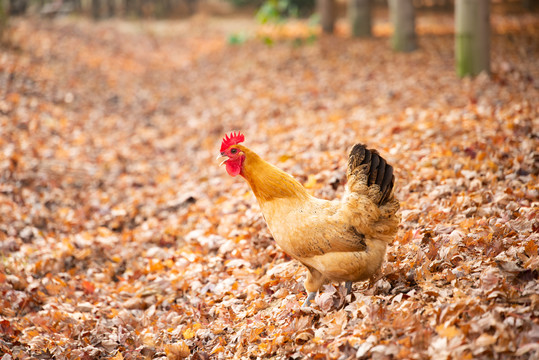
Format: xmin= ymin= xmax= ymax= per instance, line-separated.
xmin=165 ymin=341 xmax=190 ymax=360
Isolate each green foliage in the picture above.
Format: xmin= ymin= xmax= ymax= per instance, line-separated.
xmin=290 ymin=0 xmax=315 ymax=17
xmin=257 ymin=11 xmax=319 ymax=47
xmin=227 ymin=32 xmax=249 ymax=45
xmin=292 ymin=32 xmax=317 ymax=47
xmin=255 ymin=0 xmax=314 ymax=23
xmin=307 ymin=12 xmax=320 ymax=26
xmin=256 ymin=0 xmax=290 ymax=23
xmin=262 ymin=36 xmax=274 ymax=45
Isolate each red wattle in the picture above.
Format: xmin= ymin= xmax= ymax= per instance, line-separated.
xmin=226 ymin=161 xmax=241 ymax=176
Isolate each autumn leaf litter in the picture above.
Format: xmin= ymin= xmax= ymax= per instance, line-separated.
xmin=0 ymin=13 xmax=538 ymax=360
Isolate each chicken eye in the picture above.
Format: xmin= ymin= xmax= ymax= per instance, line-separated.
xmin=231 ymin=148 xmax=238 ymax=154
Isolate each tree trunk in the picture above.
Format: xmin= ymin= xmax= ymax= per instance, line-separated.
xmin=137 ymin=0 xmax=145 ymax=17
xmin=73 ymin=0 xmax=82 ymax=13
xmin=186 ymin=0 xmax=197 ymax=16
xmin=92 ymin=0 xmax=101 ymax=19
xmin=318 ymin=0 xmax=336 ymax=34
xmin=162 ymin=0 xmax=172 ymax=17
xmin=348 ymin=0 xmax=371 ymax=37
xmin=107 ymin=0 xmax=115 ymax=17
xmin=0 ymin=1 xmax=7 ymax=40
xmin=389 ymin=0 xmax=416 ymax=52
xmin=9 ymin=0 xmax=28 ymax=15
xmin=124 ymin=0 xmax=133 ymax=16
xmin=455 ymin=0 xmax=490 ymax=77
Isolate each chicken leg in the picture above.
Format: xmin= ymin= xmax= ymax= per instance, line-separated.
xmin=345 ymin=281 xmax=352 ymax=294
xmin=302 ymin=266 xmax=325 ymax=307
xmin=302 ymin=292 xmax=317 ymax=307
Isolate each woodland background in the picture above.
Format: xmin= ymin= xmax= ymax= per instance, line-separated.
xmin=0 ymin=0 xmax=538 ymax=359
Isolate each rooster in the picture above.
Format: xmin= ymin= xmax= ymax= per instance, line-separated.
xmin=218 ymin=132 xmax=400 ymax=306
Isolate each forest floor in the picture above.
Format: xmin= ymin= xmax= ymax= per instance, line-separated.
xmin=0 ymin=11 xmax=538 ymax=360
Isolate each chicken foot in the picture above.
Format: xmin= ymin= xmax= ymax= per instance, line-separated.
xmin=302 ymin=266 xmax=325 ymax=307
xmin=302 ymin=281 xmax=354 ymax=307
xmin=302 ymin=292 xmax=317 ymax=307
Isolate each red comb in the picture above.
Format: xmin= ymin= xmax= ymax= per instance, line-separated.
xmin=220 ymin=131 xmax=245 ymax=152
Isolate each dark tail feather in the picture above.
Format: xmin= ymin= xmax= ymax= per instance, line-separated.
xmin=380 ymin=163 xmax=394 ymax=205
xmin=348 ymin=144 xmax=395 ymax=205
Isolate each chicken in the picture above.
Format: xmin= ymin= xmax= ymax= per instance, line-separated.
xmin=218 ymin=132 xmax=400 ymax=306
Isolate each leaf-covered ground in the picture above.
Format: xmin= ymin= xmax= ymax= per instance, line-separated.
xmin=1 ymin=12 xmax=538 ymax=360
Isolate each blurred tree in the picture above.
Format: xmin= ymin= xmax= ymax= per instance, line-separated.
xmin=318 ymin=0 xmax=335 ymax=33
xmin=124 ymin=0 xmax=144 ymax=17
xmin=186 ymin=0 xmax=198 ymax=15
xmin=73 ymin=0 xmax=82 ymax=12
xmin=107 ymin=0 xmax=115 ymax=17
xmin=456 ymin=0 xmax=490 ymax=77
xmin=137 ymin=0 xmax=146 ymax=17
xmin=0 ymin=1 xmax=6 ymax=40
xmin=124 ymin=0 xmax=134 ymax=16
xmin=162 ymin=0 xmax=173 ymax=17
xmin=9 ymin=0 xmax=27 ymax=15
xmin=521 ymin=0 xmax=536 ymax=11
xmin=389 ymin=0 xmax=416 ymax=51
xmin=348 ymin=0 xmax=372 ymax=37
xmin=92 ymin=0 xmax=101 ymax=18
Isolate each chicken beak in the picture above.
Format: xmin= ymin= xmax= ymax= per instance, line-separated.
xmin=216 ymin=154 xmax=228 ymax=167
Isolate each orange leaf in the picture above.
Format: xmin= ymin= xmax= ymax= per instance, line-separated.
xmin=183 ymin=328 xmax=196 ymax=340
xmin=82 ymin=280 xmax=96 ymax=294
xmin=210 ymin=345 xmax=224 ymax=355
xmin=525 ymin=240 xmax=538 ymax=258
xmin=110 ymin=352 xmax=124 ymax=360
xmin=183 ymin=323 xmax=200 ymax=340
xmin=436 ymin=324 xmax=461 ymax=339
xmin=6 ymin=93 xmax=20 ymax=104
